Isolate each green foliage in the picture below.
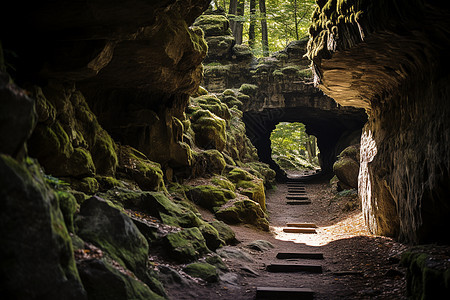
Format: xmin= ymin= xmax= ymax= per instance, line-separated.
xmin=270 ymin=122 xmax=320 ymax=170
xmin=213 ymin=0 xmax=316 ymax=55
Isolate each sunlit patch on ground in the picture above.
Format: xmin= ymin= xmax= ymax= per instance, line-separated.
xmin=271 ymin=211 xmax=374 ymax=246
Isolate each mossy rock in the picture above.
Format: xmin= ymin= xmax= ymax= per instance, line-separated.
xmin=77 ymin=259 xmax=165 ymax=300
xmin=205 ymin=255 xmax=229 ymax=272
xmin=227 ymin=167 xmax=254 ymax=182
xmin=238 ymin=84 xmax=258 ymax=96
xmin=64 ymin=176 xmax=99 ymax=195
xmin=199 ymin=223 xmax=224 ymax=251
xmin=211 ymin=175 xmax=236 ymax=192
xmin=190 ymin=109 xmax=226 ymax=151
xmin=75 ymin=196 xmax=149 ymax=276
xmin=221 ymin=95 xmax=243 ymax=109
xmin=105 ymin=189 xmax=202 ymax=228
xmin=56 ymin=190 xmax=78 ymax=233
xmin=209 ymin=220 xmax=238 ymax=245
xmin=222 ymin=89 xmax=236 ymax=97
xmin=194 ymin=14 xmax=231 ymax=36
xmin=193 ymin=149 xmax=226 ymax=175
xmin=183 ymin=263 xmax=219 ymax=283
xmin=401 ymin=249 xmax=450 ymax=299
xmin=95 ymin=175 xmax=123 ymax=192
xmin=164 ymin=227 xmax=210 ymax=263
xmin=0 ymin=155 xmax=86 ymax=299
xmin=215 ymin=199 xmax=269 ymax=231
xmin=117 ymin=145 xmax=165 ymax=192
xmin=237 ymin=178 xmax=266 ymax=211
xmin=193 ymin=95 xmax=231 ymax=120
xmin=186 ymin=185 xmax=236 ymax=212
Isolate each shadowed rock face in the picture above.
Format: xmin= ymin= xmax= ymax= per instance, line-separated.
xmin=195 ymin=11 xmax=366 ymax=179
xmin=307 ymin=0 xmax=450 ymax=244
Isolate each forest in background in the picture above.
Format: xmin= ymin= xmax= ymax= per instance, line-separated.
xmin=210 ymin=0 xmax=316 ymax=56
xmin=270 ymin=122 xmax=320 ymax=171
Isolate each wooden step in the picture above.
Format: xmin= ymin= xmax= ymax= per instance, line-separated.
xmin=276 ymin=252 xmax=324 ymax=259
xmin=288 ymin=189 xmax=306 ymax=192
xmin=266 ymin=263 xmax=322 ymax=273
xmin=286 ymin=195 xmax=309 ymax=200
xmin=256 ymin=287 xmax=314 ymax=299
xmin=287 ymin=184 xmax=306 ymax=187
xmin=287 ymin=192 xmax=307 ymax=196
xmin=286 ymin=223 xmax=317 ymax=228
xmin=286 ymin=200 xmax=311 ymax=205
xmin=283 ymin=227 xmax=316 ymax=234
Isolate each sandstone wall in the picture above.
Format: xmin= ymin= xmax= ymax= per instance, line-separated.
xmin=307 ymin=0 xmax=450 ymax=243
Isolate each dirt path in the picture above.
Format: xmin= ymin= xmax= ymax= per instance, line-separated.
xmin=166 ymin=179 xmax=408 ymax=299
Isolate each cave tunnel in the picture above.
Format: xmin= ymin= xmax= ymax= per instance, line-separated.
xmin=243 ymin=105 xmax=367 ymax=182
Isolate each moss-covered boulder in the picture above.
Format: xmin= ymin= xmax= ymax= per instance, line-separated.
xmin=192 ymin=95 xmax=231 ymax=120
xmin=163 ymin=227 xmax=210 ymax=263
xmin=199 ymin=223 xmax=223 ymax=251
xmin=77 ymin=259 xmax=165 ymax=300
xmin=215 ymin=199 xmax=269 ymax=231
xmin=186 ymin=185 xmax=236 ymax=212
xmin=75 ymin=196 xmax=149 ymax=277
xmin=192 ymin=149 xmax=226 ymax=176
xmin=0 ymin=155 xmax=86 ymax=299
xmin=190 ymin=109 xmax=226 ymax=151
xmin=238 ymin=83 xmax=258 ymax=97
xmin=105 ymin=189 xmax=202 ymax=228
xmin=209 ymin=220 xmax=238 ymax=245
xmin=211 ymin=175 xmax=236 ymax=192
xmin=56 ymin=190 xmax=78 ymax=233
xmin=183 ymin=263 xmax=219 ymax=283
xmin=401 ymin=247 xmax=450 ymax=299
xmin=117 ymin=145 xmax=165 ymax=192
xmin=194 ymin=14 xmax=231 ymax=37
xmin=333 ymin=144 xmax=360 ymax=190
xmin=28 ymin=85 xmax=118 ymax=180
xmin=227 ymin=167 xmax=266 ymax=210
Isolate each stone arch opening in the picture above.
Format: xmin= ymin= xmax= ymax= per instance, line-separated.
xmin=243 ymin=106 xmax=366 ymax=182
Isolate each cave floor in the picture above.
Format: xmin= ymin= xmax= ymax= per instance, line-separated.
xmin=165 ymin=178 xmax=409 ymax=299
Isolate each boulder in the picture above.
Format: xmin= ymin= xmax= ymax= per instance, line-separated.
xmin=0 ymin=155 xmax=86 ymax=299
xmin=227 ymin=167 xmax=266 ymax=210
xmin=163 ymin=227 xmax=210 ymax=263
xmin=186 ymin=185 xmax=236 ymax=212
xmin=199 ymin=223 xmax=223 ymax=251
xmin=75 ymin=196 xmax=149 ymax=276
xmin=215 ymin=198 xmax=269 ymax=231
xmin=333 ymin=145 xmax=360 ymax=190
xmin=77 ymin=259 xmax=165 ymax=300
xmin=0 ymin=72 xmax=37 ymax=157
xmin=190 ymin=109 xmax=226 ymax=151
xmin=209 ymin=220 xmax=238 ymax=245
xmin=183 ymin=263 xmax=219 ymax=283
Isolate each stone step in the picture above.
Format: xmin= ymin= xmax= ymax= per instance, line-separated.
xmin=282 ymin=227 xmax=316 ymax=234
xmin=276 ymin=252 xmax=324 ymax=259
xmin=255 ymin=287 xmax=314 ymax=299
xmin=286 ymin=200 xmax=311 ymax=205
xmin=287 ymin=189 xmax=306 ymax=192
xmin=287 ymin=192 xmax=307 ymax=196
xmin=286 ymin=223 xmax=317 ymax=228
xmin=266 ymin=263 xmax=323 ymax=273
xmin=287 ymin=184 xmax=306 ymax=187
xmin=287 ymin=186 xmax=306 ymax=189
xmin=286 ymin=195 xmax=309 ymax=200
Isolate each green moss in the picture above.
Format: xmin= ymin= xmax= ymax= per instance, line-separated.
xmin=199 ymin=223 xmax=224 ymax=251
xmin=56 ymin=191 xmax=77 ymax=233
xmin=187 ymin=185 xmax=236 ymax=211
xmin=227 ymin=167 xmax=254 ymax=182
xmin=215 ymin=199 xmax=269 ymax=231
xmin=190 ymin=109 xmax=227 ymax=151
xmin=202 ymin=149 xmax=226 ymax=175
xmin=211 ymin=176 xmax=236 ymax=192
xmin=238 ymin=84 xmax=258 ymax=96
xmin=183 ymin=263 xmax=219 ymax=283
xmin=222 ymin=89 xmax=236 ymax=97
xmin=194 ymin=14 xmax=231 ymax=36
xmin=164 ymin=227 xmax=210 ymax=263
xmin=209 ymin=220 xmax=237 ymax=245
xmin=205 ymin=255 xmax=229 ymax=272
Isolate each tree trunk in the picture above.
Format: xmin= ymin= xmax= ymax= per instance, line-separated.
xmin=229 ymin=0 xmax=244 ymax=45
xmin=294 ymin=0 xmax=299 ymax=40
xmin=249 ymin=0 xmax=256 ymax=48
xmin=235 ymin=0 xmax=245 ymax=44
xmin=259 ymin=0 xmax=269 ymax=56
